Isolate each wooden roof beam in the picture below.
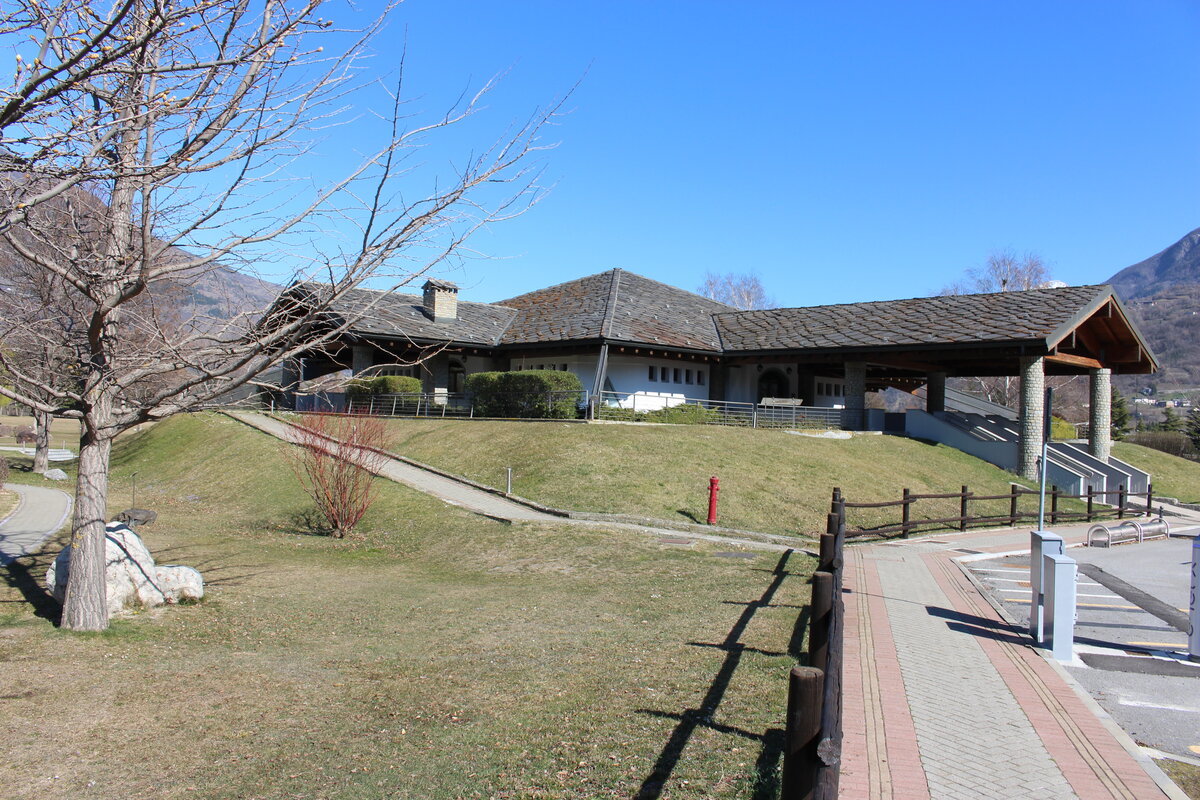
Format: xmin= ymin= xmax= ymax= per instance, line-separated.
xmin=1045 ymin=352 xmax=1104 ymax=370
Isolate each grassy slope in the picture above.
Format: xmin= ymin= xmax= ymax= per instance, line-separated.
xmin=379 ymin=419 xmax=1044 ymax=536
xmin=1112 ymin=441 xmax=1200 ymax=503
xmin=0 ymin=413 xmax=811 ymax=800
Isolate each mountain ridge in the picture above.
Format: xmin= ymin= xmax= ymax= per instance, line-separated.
xmin=1105 ymin=226 xmax=1200 ymax=390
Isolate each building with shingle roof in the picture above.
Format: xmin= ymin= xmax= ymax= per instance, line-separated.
xmin=281 ymin=268 xmax=1155 ymax=479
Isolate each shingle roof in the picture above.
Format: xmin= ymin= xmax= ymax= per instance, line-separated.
xmin=322 ymin=286 xmax=516 ymax=346
xmin=714 ymin=285 xmax=1113 ymax=352
xmin=497 ymin=269 xmax=735 ymax=350
xmin=305 ymin=274 xmax=1143 ymax=368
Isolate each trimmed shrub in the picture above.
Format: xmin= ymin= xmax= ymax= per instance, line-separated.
xmin=346 ymin=374 xmax=423 ymax=398
xmin=467 ymin=370 xmax=583 ymax=419
xmin=1050 ymin=416 xmax=1076 ymax=441
xmin=1126 ymin=430 xmax=1196 ymax=460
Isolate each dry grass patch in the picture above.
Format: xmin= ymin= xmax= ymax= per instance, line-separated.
xmin=0 ymin=490 xmax=18 ymax=520
xmin=0 ymin=413 xmax=812 ymax=799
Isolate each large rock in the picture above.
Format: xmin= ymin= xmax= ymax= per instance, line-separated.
xmin=43 ymin=468 xmax=68 ymax=481
xmin=45 ymin=522 xmax=204 ymax=617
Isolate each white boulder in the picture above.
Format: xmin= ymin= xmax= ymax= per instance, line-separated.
xmin=46 ymin=522 xmax=204 ymax=617
xmin=43 ymin=468 xmax=68 ymax=481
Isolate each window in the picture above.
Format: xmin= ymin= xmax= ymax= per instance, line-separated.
xmin=561 ymin=363 xmax=568 ymax=372
xmin=685 ymin=369 xmax=693 ymax=385
xmin=697 ymin=371 xmax=705 ymax=386
xmin=661 ymin=367 xmax=669 ymax=382
xmin=673 ymin=368 xmax=681 ymax=383
xmin=649 ymin=365 xmax=657 ymax=382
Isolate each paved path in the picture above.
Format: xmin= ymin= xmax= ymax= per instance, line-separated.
xmin=0 ymin=483 xmax=73 ymax=564
xmin=226 ymin=412 xmax=799 ymax=552
xmin=840 ymin=519 xmax=1196 ymax=800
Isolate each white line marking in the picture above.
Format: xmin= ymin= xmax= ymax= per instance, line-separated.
xmin=1119 ymin=699 xmax=1200 ymax=714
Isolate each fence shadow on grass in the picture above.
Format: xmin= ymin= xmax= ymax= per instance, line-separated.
xmin=634 ymin=549 xmax=798 ymax=800
xmin=0 ymin=555 xmax=61 ymax=625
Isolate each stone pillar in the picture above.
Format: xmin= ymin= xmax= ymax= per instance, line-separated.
xmin=1019 ymin=356 xmax=1045 ymax=480
xmin=844 ymin=361 xmax=866 ymax=431
xmin=1089 ymin=368 xmax=1112 ymax=462
xmin=351 ymin=344 xmax=373 ymax=375
xmin=926 ymin=371 xmax=947 ymax=413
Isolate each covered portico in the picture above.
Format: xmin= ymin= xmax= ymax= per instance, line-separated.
xmin=713 ymin=285 xmax=1157 ymax=479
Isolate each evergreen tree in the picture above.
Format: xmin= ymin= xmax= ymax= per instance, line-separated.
xmin=1110 ymin=388 xmax=1131 ymax=440
xmin=1186 ymin=407 xmax=1200 ymax=451
xmin=1160 ymin=407 xmax=1185 ymax=432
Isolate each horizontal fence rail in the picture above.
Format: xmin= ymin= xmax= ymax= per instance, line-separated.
xmin=839 ymin=483 xmax=1155 ymax=539
xmin=595 ymin=391 xmax=846 ymax=430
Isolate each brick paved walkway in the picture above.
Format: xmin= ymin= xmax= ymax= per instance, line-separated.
xmin=840 ymin=525 xmax=1185 ymax=800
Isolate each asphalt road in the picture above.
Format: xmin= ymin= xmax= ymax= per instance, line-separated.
xmin=966 ymin=533 xmax=1200 ymax=760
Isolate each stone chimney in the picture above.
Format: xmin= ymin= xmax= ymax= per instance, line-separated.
xmin=422 ymin=278 xmax=459 ymax=323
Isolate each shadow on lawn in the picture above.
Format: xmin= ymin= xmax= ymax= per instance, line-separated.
xmin=0 ymin=555 xmax=61 ymax=625
xmin=635 ymin=549 xmax=799 ymax=800
xmin=279 ymin=508 xmax=334 ymax=537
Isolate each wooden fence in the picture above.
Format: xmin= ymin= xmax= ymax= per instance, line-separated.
xmin=840 ymin=483 xmax=1155 ymax=539
xmin=783 ymin=492 xmax=845 ymax=799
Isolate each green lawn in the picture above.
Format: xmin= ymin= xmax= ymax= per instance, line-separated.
xmin=375 ymin=418 xmax=1046 ymax=536
xmin=1112 ymin=441 xmax=1200 ymax=504
xmin=0 ymin=413 xmax=812 ymax=799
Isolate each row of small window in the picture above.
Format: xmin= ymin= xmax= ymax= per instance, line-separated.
xmin=649 ymin=365 xmax=705 ymax=386
xmin=514 ymin=363 xmax=570 ymax=371
xmin=817 ymin=381 xmax=844 ymax=397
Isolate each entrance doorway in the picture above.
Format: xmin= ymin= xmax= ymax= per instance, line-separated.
xmin=757 ymin=368 xmax=788 ymax=402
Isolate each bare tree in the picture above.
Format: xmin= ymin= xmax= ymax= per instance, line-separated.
xmin=0 ymin=1 xmax=559 ymax=631
xmin=941 ymin=250 xmax=1059 ymax=295
xmin=285 ymin=412 xmax=387 ymax=538
xmin=938 ymin=250 xmax=1088 ymax=418
xmin=697 ymin=272 xmax=776 ymax=310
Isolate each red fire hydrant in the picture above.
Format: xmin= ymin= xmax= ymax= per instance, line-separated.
xmin=707 ymin=476 xmax=720 ymax=525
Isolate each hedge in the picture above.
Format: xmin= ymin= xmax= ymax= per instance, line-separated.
xmin=466 ymin=370 xmax=583 ymax=419
xmin=345 ymin=374 xmax=423 ymax=398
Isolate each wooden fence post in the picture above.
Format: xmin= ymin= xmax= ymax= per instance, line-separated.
xmin=1010 ymin=485 xmax=1019 ymax=527
xmin=1086 ymin=485 xmax=1094 ymax=522
xmin=1146 ymin=482 xmax=1154 ymax=518
xmin=809 ymin=571 xmax=834 ymax=672
xmin=1118 ymin=484 xmax=1126 ymax=519
xmin=901 ymin=488 xmax=911 ymax=538
xmin=959 ymin=485 xmax=969 ymax=531
xmin=783 ymin=666 xmax=825 ymax=800
xmin=819 ymin=533 xmax=837 ymax=573
xmin=1050 ymin=485 xmax=1059 ymax=525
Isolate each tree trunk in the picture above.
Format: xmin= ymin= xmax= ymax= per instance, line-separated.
xmin=61 ymin=426 xmax=112 ymax=631
xmin=32 ymin=409 xmax=51 ymax=475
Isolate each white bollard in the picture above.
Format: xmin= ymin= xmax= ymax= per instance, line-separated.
xmin=1030 ymin=530 xmax=1064 ymax=642
xmin=1044 ymin=551 xmax=1077 ymax=663
xmin=1189 ymin=537 xmax=1199 ymax=663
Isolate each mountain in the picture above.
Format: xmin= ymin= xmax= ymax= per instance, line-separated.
xmin=1108 ymin=226 xmax=1200 ymax=301
xmin=173 ymin=264 xmax=281 ymax=325
xmin=1107 ymin=227 xmax=1200 ymax=390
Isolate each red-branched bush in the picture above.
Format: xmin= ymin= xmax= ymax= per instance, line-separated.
xmin=285 ymin=413 xmax=388 ymax=538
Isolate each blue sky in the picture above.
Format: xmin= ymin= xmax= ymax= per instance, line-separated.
xmin=307 ymin=1 xmax=1199 ymax=307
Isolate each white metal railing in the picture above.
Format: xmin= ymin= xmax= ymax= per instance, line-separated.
xmin=595 ymin=391 xmax=845 ymax=429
